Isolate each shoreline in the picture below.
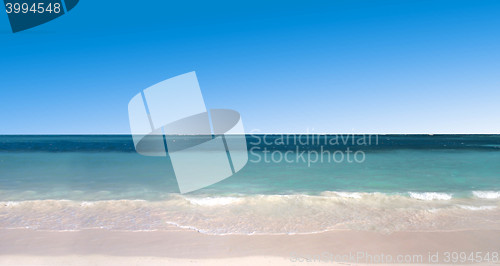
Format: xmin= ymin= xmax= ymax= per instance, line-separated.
xmin=1 ymin=229 xmax=499 ymax=265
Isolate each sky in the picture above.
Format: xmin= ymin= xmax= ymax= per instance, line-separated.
xmin=0 ymin=0 xmax=499 ymax=134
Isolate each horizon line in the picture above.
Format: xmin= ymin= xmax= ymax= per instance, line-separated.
xmin=1 ymin=133 xmax=500 ymax=136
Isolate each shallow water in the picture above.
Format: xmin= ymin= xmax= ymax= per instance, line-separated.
xmin=1 ymin=135 xmax=499 ymax=234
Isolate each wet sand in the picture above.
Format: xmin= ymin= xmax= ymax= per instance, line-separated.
xmin=1 ymin=229 xmax=499 ymax=265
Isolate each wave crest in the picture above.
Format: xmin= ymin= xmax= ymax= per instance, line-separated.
xmin=473 ymin=191 xmax=500 ymax=199
xmin=408 ymin=192 xmax=452 ymax=201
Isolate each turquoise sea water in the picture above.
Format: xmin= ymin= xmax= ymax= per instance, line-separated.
xmin=1 ymin=135 xmax=499 ymax=234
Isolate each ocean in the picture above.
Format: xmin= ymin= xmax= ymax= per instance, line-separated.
xmin=1 ymin=135 xmax=499 ymax=234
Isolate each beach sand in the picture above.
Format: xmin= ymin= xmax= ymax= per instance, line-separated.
xmin=1 ymin=229 xmax=499 ymax=265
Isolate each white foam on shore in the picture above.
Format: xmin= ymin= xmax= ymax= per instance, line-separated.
xmin=185 ymin=197 xmax=243 ymax=206
xmin=332 ymin=192 xmax=363 ymax=199
xmin=472 ymin=191 xmax=500 ymax=199
xmin=457 ymin=205 xmax=497 ymax=211
xmin=80 ymin=201 xmax=95 ymax=207
xmin=408 ymin=192 xmax=452 ymax=201
xmin=2 ymin=201 xmax=20 ymax=207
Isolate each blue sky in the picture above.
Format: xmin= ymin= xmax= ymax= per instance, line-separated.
xmin=1 ymin=0 xmax=499 ymax=134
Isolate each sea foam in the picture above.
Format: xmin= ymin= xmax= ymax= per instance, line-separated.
xmin=457 ymin=205 xmax=497 ymax=211
xmin=185 ymin=197 xmax=243 ymax=206
xmin=332 ymin=192 xmax=363 ymax=199
xmin=472 ymin=191 xmax=500 ymax=199
xmin=408 ymin=192 xmax=452 ymax=201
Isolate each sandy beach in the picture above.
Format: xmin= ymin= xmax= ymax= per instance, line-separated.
xmin=1 ymin=229 xmax=499 ymax=265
